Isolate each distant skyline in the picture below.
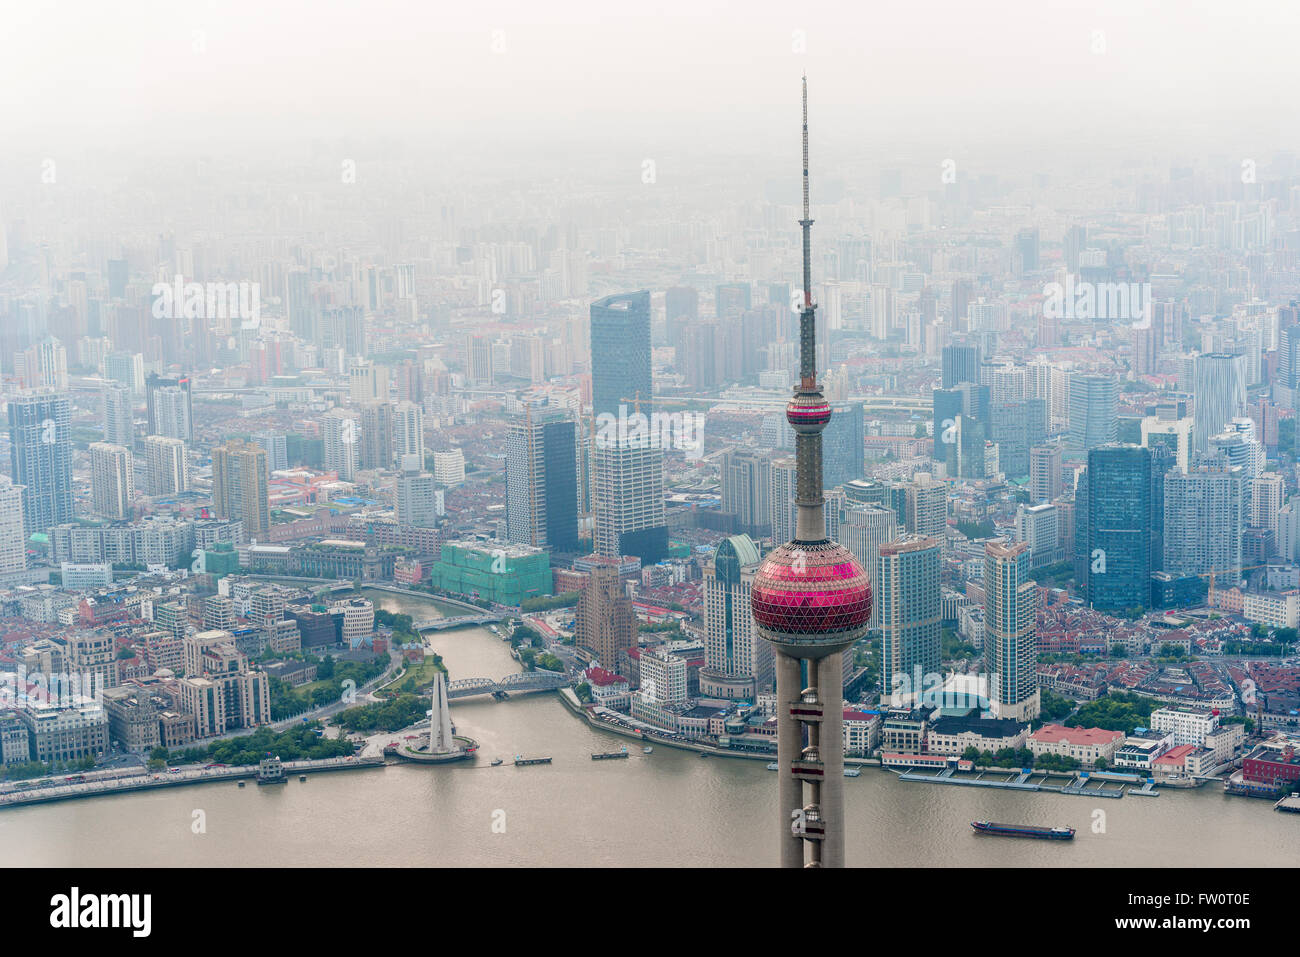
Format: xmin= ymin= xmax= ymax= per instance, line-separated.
xmin=3 ymin=0 xmax=1300 ymax=164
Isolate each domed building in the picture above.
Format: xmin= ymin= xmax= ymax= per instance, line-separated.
xmin=700 ymin=534 xmax=770 ymax=701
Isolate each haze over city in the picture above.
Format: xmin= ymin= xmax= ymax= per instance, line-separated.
xmin=0 ymin=3 xmax=1297 ymax=920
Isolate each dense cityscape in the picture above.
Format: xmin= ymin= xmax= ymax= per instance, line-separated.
xmin=1 ymin=5 xmax=1298 ymax=895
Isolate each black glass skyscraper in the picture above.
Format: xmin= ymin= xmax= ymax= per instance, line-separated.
xmin=590 ymin=291 xmax=651 ymax=418
xmin=822 ymin=401 xmax=864 ymax=489
xmin=506 ymin=409 xmax=579 ymax=554
xmin=1077 ymin=444 xmax=1152 ymax=612
xmin=541 ymin=417 xmax=579 ymax=552
xmin=941 ymin=341 xmax=981 ymax=388
xmin=989 ymin=398 xmax=1046 ymax=478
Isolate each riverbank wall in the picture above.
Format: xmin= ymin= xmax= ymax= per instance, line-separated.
xmin=0 ymin=755 xmax=384 ymax=810
xmin=556 ymin=688 xmax=881 ymax=767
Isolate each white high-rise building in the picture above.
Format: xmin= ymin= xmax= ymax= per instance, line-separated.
xmin=720 ymin=448 xmax=772 ymax=538
xmin=984 ymin=541 xmax=1040 ymax=722
xmin=1014 ymin=502 xmax=1062 ymax=568
xmin=348 ymin=363 xmax=389 ymax=403
xmin=1216 ymin=417 xmax=1266 ymax=476
xmin=1163 ymin=463 xmax=1244 ymax=580
xmin=840 ymin=502 xmax=897 ymax=628
xmin=989 ymin=364 xmax=1027 ymax=405
xmin=253 ymin=431 xmax=289 ymax=473
xmin=103 ymin=381 xmax=135 ymax=451
xmin=143 ymin=435 xmax=189 ymax=496
xmin=639 ymin=648 xmax=688 ymax=705
xmin=1192 ymin=353 xmax=1247 ymax=455
xmin=1027 ymin=359 xmax=1070 ymax=430
xmin=907 ymin=473 xmax=947 ymax=538
xmin=431 ymin=449 xmax=465 ymax=486
xmin=1207 ymin=427 xmax=1263 ymax=513
xmin=1141 ymin=415 xmax=1194 ymax=473
xmin=17 ymin=337 xmax=68 ymax=391
xmin=105 ymin=352 xmax=146 ymax=395
xmin=0 ymin=479 xmax=26 ymax=574
xmin=322 ymin=408 xmax=358 ymax=481
xmin=393 ymin=400 xmax=425 ymax=471
xmin=767 ymin=457 xmax=797 ymax=544
xmin=396 ymin=470 xmax=445 ymax=527
xmin=700 ymin=534 xmax=772 ymax=700
xmin=89 ymin=442 xmax=133 ymax=520
xmin=1250 ymin=472 xmax=1285 ymax=543
xmin=1150 ymin=706 xmax=1219 ymax=747
xmin=151 ymin=386 xmax=192 ymax=441
xmin=591 ymin=442 xmax=665 ymax=558
xmin=1277 ymin=502 xmax=1300 ymax=563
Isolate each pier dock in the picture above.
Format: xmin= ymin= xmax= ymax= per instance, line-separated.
xmin=897 ymin=766 xmax=1143 ymax=799
xmin=1274 ymin=793 xmax=1300 ymax=814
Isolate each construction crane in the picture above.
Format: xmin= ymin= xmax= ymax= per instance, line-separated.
xmin=1195 ymin=563 xmax=1272 ymax=607
xmin=617 ymin=392 xmax=710 ymax=415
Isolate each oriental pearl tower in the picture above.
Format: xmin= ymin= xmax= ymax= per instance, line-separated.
xmin=750 ymin=77 xmax=873 ymax=868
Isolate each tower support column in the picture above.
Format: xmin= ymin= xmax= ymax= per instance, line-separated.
xmin=816 ymin=653 xmax=846 ymax=867
xmin=775 ymin=652 xmax=804 ymax=868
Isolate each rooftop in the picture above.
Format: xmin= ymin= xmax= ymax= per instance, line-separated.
xmin=1153 ymin=744 xmax=1197 ymax=766
xmin=583 ymin=666 xmax=627 ymax=688
xmin=929 ymin=715 xmax=1027 ymax=738
xmin=1030 ymin=724 xmax=1124 ymax=746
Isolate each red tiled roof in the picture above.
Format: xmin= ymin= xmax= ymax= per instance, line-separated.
xmin=1154 ymin=744 xmax=1196 ymax=765
xmin=844 ymin=709 xmax=878 ymax=722
xmin=584 ymin=666 xmax=627 ymax=688
xmin=1030 ymin=724 xmax=1123 ymax=746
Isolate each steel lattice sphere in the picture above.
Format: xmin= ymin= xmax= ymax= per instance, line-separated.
xmin=786 ymin=394 xmax=832 ymax=434
xmin=750 ymin=541 xmax=872 ymax=657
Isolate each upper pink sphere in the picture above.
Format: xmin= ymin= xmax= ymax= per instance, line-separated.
xmin=750 ymin=541 xmax=872 ymax=651
xmin=786 ymin=395 xmax=831 ymax=434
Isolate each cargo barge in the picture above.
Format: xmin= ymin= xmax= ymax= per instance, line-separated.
xmin=971 ymin=821 xmax=1074 ymax=840
xmin=514 ymin=756 xmax=553 ymax=766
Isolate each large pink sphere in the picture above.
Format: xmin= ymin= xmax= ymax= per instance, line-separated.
xmin=750 ymin=541 xmax=872 ymax=654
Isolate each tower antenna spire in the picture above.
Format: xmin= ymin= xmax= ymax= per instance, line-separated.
xmin=802 ymin=74 xmax=810 ymax=223
xmin=800 ymin=75 xmax=813 ymax=318
xmin=750 ymin=77 xmax=872 ymax=868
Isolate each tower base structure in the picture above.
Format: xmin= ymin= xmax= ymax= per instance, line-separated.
xmin=775 ymin=648 xmax=848 ymax=867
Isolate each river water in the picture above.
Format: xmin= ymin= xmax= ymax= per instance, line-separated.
xmin=1 ymin=589 xmax=1296 ymax=867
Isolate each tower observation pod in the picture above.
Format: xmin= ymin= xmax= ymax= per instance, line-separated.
xmin=749 ymin=77 xmax=873 ymax=868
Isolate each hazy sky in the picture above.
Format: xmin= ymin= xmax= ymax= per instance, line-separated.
xmin=3 ymin=0 xmax=1299 ymax=165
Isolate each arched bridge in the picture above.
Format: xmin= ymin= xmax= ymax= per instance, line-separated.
xmin=447 ymin=671 xmax=573 ymax=699
xmin=416 ymin=613 xmax=507 ymax=631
